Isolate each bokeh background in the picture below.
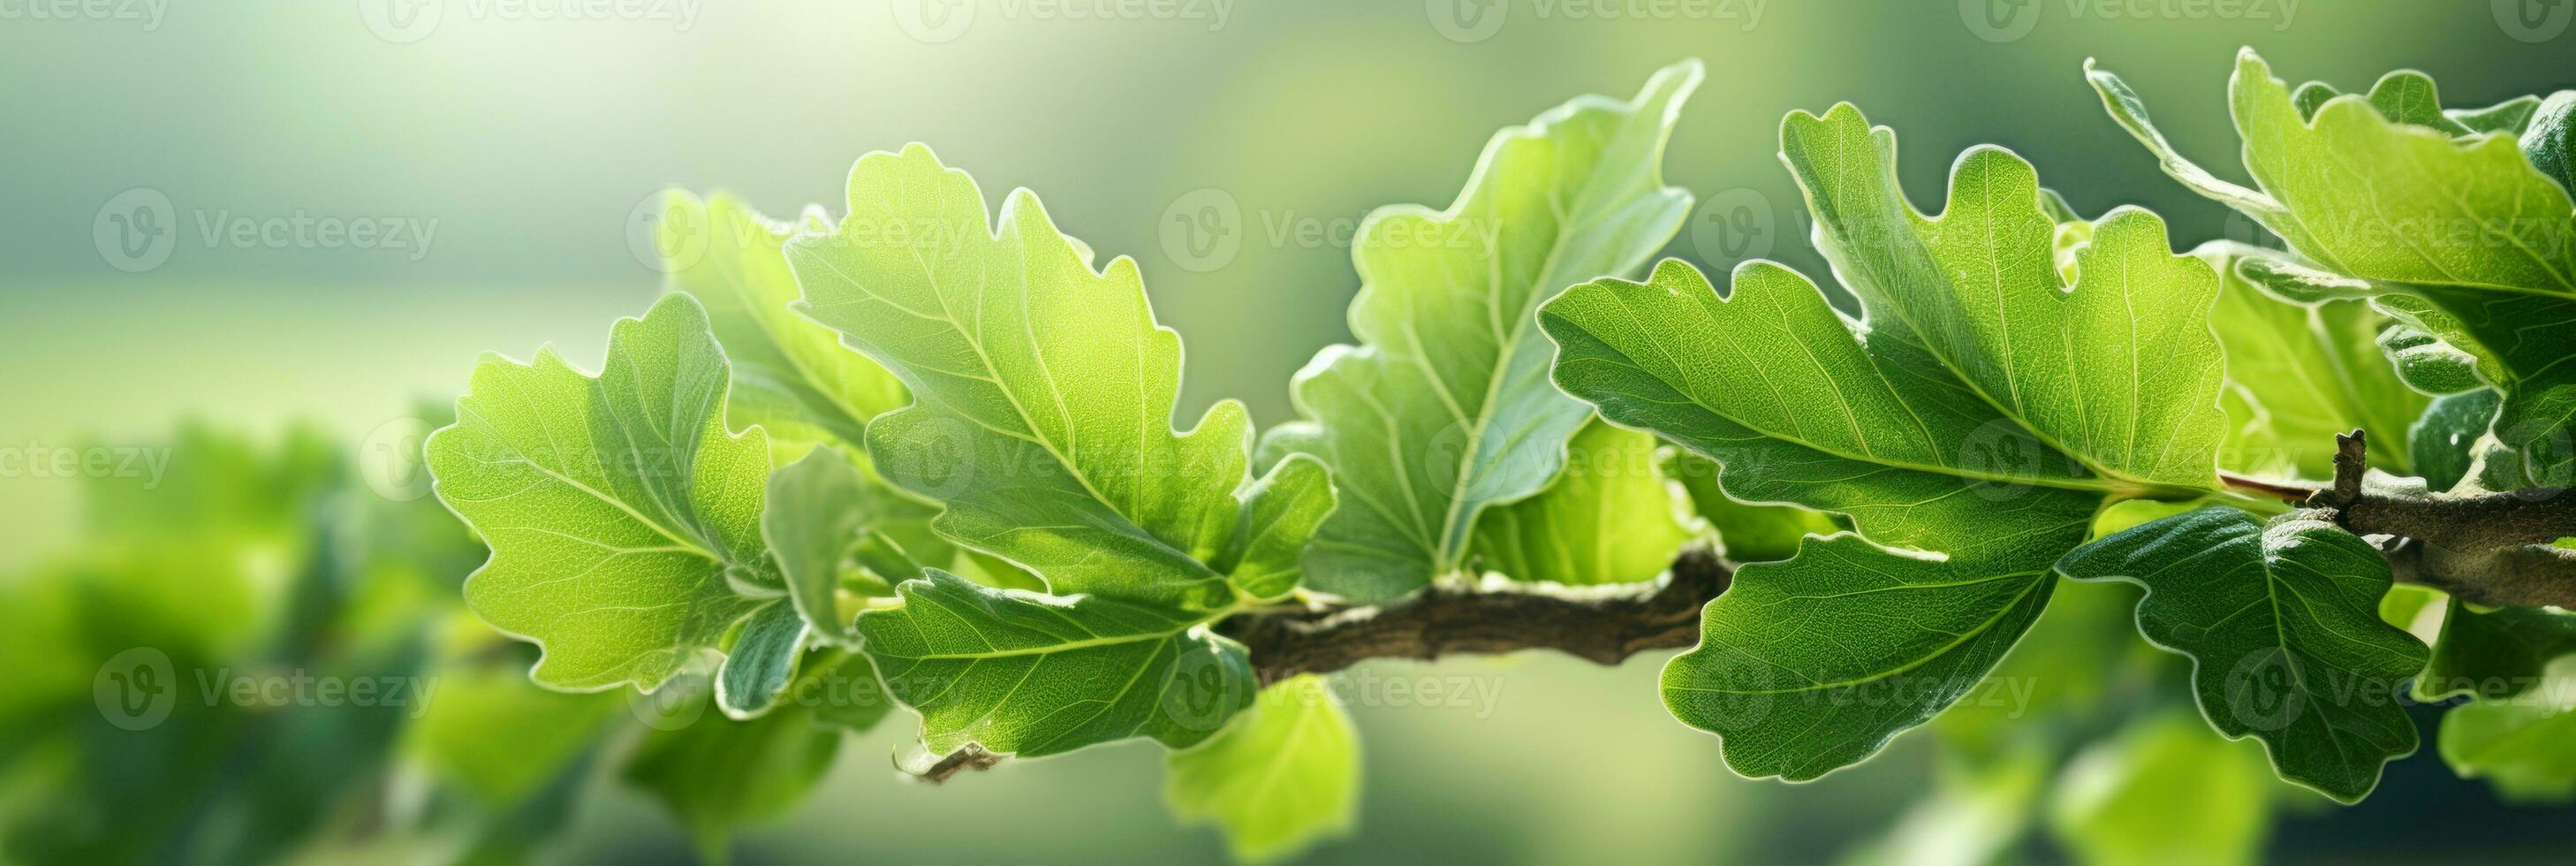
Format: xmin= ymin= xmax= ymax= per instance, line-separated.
xmin=4 ymin=0 xmax=2574 ymax=862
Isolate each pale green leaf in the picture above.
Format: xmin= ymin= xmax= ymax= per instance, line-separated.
xmin=663 ymin=190 xmax=906 ymax=448
xmin=1164 ymin=675 xmax=1360 ymax=864
xmin=1542 ymin=101 xmax=2232 ymax=778
xmin=2056 ymin=507 xmax=2428 ymax=802
xmin=788 ymin=144 xmax=1329 ymax=613
xmin=1661 ymin=451 xmax=1837 ymax=563
xmin=2195 ymin=242 xmax=2425 ymax=479
xmin=761 ymin=445 xmax=939 ymax=643
xmin=1468 ymin=419 xmax=1694 ymax=586
xmin=2049 ymin=714 xmax=2276 ymax=866
xmin=2375 ymin=322 xmax=2486 ymax=396
xmin=2438 ymin=659 xmax=2576 ymax=802
xmin=1262 ymin=62 xmax=1701 ymax=601
xmin=2091 ymin=51 xmax=2576 ymax=487
xmin=853 ymin=570 xmax=1255 ymax=756
xmin=427 ymin=293 xmax=781 ymax=692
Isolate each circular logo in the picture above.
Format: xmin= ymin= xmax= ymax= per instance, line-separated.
xmin=94 ymin=187 xmax=176 ymax=273
xmin=629 ymin=671 xmax=714 ymax=732
xmin=360 ymin=416 xmax=437 ymax=502
xmin=1959 ymin=0 xmax=2038 ymax=42
xmin=1159 ymin=187 xmax=1241 ymax=273
xmin=877 ymin=414 xmax=979 ymax=500
xmin=1160 ymin=645 xmax=1254 ymax=733
xmin=95 ymin=647 xmax=177 ymax=732
xmin=894 ymin=0 xmax=976 ymax=43
xmin=627 ymin=190 xmax=700 ymax=275
xmin=1691 ymin=187 xmax=1777 ymax=270
xmin=360 ymin=0 xmax=443 ymax=43
xmin=2223 ymin=647 xmax=2307 ymax=732
xmin=1427 ymin=0 xmax=1508 ymax=43
xmin=1957 ymin=420 xmax=2047 ymax=501
xmin=2494 ymin=0 xmax=2573 ymax=42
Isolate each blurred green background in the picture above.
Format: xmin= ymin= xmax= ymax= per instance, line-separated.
xmin=4 ymin=0 xmax=2574 ymax=862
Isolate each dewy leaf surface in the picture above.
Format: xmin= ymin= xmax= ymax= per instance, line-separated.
xmin=789 ymin=144 xmax=1331 ymax=613
xmin=428 ymin=293 xmax=781 ymax=692
xmin=2056 ymin=507 xmax=2429 ymax=802
xmin=1261 ymin=62 xmax=1700 ymax=601
xmin=2091 ymin=50 xmax=2576 ymax=486
xmin=1467 ymin=418 xmax=1695 ymax=586
xmin=1164 ymin=675 xmax=1360 ymax=864
xmin=1542 ymin=102 xmax=2229 ymax=778
xmin=855 ymin=570 xmax=1255 ymax=756
xmin=663 ymin=191 xmax=906 ymax=450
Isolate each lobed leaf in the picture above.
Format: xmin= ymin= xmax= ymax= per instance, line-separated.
xmin=1164 ymin=675 xmax=1360 ymax=863
xmin=1261 ymin=62 xmax=1701 ymax=601
xmin=428 ymin=293 xmax=784 ymax=693
xmin=2056 ymin=507 xmax=2428 ymax=802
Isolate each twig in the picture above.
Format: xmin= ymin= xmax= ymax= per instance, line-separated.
xmin=1224 ymin=547 xmax=1731 ymax=686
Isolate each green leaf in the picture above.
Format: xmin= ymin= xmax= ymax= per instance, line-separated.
xmin=427 ymin=292 xmax=782 ymax=692
xmin=1467 ymin=419 xmax=1695 ymax=585
xmin=2375 ymin=322 xmax=2485 ymax=396
xmin=2049 ymin=714 xmax=2276 ymax=866
xmin=1261 ymin=62 xmax=1701 ymax=601
xmin=623 ymin=683 xmax=845 ymax=860
xmin=1542 ymin=101 xmax=2233 ymax=778
xmin=2091 ymin=51 xmax=2576 ymax=488
xmin=854 ymin=570 xmax=1255 ymax=756
xmin=2525 ymin=91 xmax=2576 ymax=193
xmin=2197 ymin=243 xmax=2425 ymax=479
xmin=663 ymin=191 xmax=906 ymax=449
xmin=1661 ymin=531 xmax=2067 ymax=781
xmin=2056 ymin=507 xmax=2429 ymax=802
xmin=2447 ymin=95 xmax=2544 ymax=136
xmin=1163 ymin=675 xmax=1360 ymax=864
xmin=2438 ymin=659 xmax=2576 ymax=802
xmin=2411 ymin=390 xmax=2503 ymax=494
xmin=1661 ymin=451 xmax=1837 ymax=563
xmin=761 ymin=445 xmax=937 ymax=643
xmin=788 ymin=144 xmax=1331 ymax=613
xmin=716 ymin=601 xmax=807 ymax=718
xmin=411 ymin=661 xmax=624 ymax=808
xmin=2416 ymin=597 xmax=2576 ymax=701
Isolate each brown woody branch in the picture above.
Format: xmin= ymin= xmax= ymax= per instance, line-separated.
xmin=1223 ymin=547 xmax=1732 ymax=686
xmin=2303 ymin=429 xmax=2576 ymax=609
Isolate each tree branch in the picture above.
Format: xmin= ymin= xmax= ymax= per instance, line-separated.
xmin=2308 ymin=429 xmax=2576 ymax=608
xmin=1223 ymin=547 xmax=1732 ymax=686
